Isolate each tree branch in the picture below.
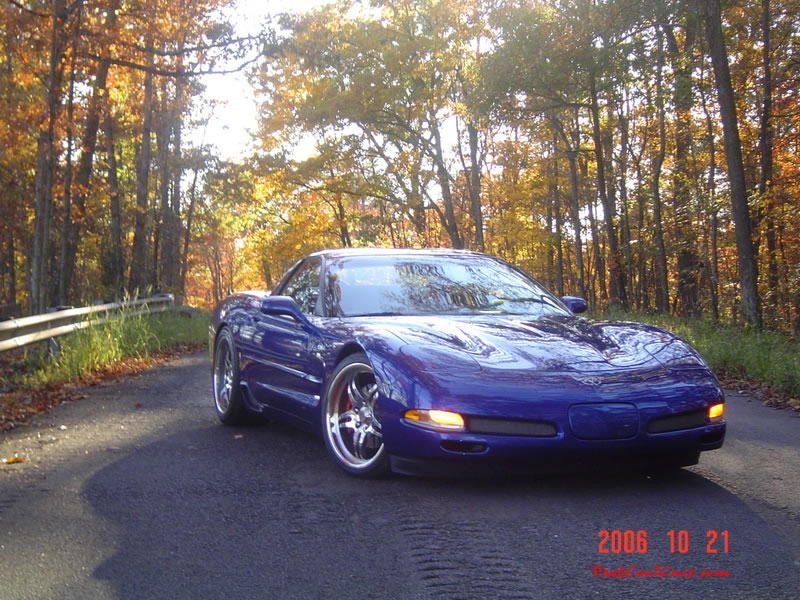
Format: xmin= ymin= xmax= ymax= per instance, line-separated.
xmin=78 ymin=53 xmax=260 ymax=77
xmin=5 ymin=0 xmax=47 ymax=17
xmin=78 ymin=33 xmax=262 ymax=57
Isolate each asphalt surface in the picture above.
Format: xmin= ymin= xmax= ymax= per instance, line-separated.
xmin=1 ymin=350 xmax=799 ymax=600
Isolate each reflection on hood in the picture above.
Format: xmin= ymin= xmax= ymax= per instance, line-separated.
xmin=352 ymin=315 xmax=698 ymax=374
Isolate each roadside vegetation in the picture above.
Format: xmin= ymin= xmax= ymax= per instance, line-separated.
xmin=0 ymin=310 xmax=209 ymax=430
xmin=603 ymin=309 xmax=800 ymax=404
xmin=27 ymin=310 xmax=209 ymax=386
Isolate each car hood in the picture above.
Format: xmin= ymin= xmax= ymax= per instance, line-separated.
xmin=346 ymin=314 xmax=697 ymax=375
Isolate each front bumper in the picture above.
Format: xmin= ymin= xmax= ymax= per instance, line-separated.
xmin=384 ymin=417 xmax=725 ymax=476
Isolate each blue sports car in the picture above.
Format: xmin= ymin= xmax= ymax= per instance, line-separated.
xmin=209 ymin=248 xmax=725 ymax=477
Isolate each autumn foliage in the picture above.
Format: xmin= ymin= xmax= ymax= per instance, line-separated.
xmin=1 ymin=0 xmax=798 ymax=332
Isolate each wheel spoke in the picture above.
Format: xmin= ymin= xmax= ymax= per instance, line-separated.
xmin=347 ymin=378 xmax=369 ymax=408
xmin=352 ymin=425 xmax=369 ymax=459
xmin=364 ymin=423 xmax=382 ymax=440
xmin=365 ymin=383 xmax=378 ymax=406
xmin=338 ymin=410 xmax=358 ymax=434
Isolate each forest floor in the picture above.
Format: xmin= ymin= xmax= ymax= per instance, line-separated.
xmin=0 ymin=342 xmax=204 ymax=434
xmin=715 ymin=369 xmax=800 ymax=415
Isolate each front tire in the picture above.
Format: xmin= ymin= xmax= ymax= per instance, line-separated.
xmin=212 ymin=327 xmax=249 ymax=425
xmin=321 ymin=353 xmax=390 ymax=478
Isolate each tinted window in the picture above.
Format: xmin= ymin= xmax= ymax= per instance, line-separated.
xmin=323 ymin=255 xmax=568 ymax=318
xmin=281 ymin=258 xmax=321 ymax=314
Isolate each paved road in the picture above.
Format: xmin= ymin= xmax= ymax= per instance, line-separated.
xmin=1 ymin=350 xmax=799 ymax=599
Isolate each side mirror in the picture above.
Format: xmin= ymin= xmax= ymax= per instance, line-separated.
xmin=260 ymin=296 xmax=315 ymax=330
xmin=561 ymin=296 xmax=588 ymax=314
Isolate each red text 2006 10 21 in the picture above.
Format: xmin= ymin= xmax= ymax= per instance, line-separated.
xmin=597 ymin=530 xmax=730 ymax=554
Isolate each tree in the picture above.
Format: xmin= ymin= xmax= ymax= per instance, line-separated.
xmin=699 ymin=0 xmax=762 ymax=326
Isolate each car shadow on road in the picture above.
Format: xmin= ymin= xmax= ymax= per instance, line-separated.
xmin=84 ymin=419 xmax=800 ymax=600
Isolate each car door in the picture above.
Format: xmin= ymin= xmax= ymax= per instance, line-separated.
xmin=245 ymin=258 xmax=324 ymax=424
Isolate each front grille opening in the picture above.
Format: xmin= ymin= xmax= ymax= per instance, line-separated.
xmin=441 ymin=441 xmax=488 ymax=454
xmin=468 ymin=417 xmax=557 ymax=437
xmin=648 ymin=410 xmax=706 ymax=433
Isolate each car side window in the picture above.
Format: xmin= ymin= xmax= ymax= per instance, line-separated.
xmin=281 ymin=258 xmax=321 ymax=315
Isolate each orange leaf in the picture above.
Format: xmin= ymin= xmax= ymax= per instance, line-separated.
xmin=2 ymin=457 xmax=25 ymax=464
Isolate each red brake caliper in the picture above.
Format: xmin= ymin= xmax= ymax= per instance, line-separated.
xmin=331 ymin=381 xmax=352 ymax=432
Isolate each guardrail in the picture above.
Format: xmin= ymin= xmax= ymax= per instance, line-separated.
xmin=0 ymin=295 xmax=175 ymax=354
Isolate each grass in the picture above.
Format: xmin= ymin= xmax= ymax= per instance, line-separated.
xmin=23 ymin=307 xmax=210 ymax=387
xmin=600 ymin=308 xmax=800 ymax=397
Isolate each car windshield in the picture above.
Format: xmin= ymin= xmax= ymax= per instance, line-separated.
xmin=323 ymin=254 xmax=570 ymax=318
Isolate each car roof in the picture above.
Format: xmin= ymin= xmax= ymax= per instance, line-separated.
xmin=307 ymin=247 xmax=488 ymax=260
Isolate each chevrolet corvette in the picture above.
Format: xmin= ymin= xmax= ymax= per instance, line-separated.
xmin=209 ymin=248 xmax=725 ymax=477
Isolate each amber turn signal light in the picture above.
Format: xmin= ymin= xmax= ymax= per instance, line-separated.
xmin=404 ymin=409 xmax=465 ymax=431
xmin=708 ymin=403 xmax=724 ymax=422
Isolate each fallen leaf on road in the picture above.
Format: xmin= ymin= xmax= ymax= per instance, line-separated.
xmin=135 ymin=403 xmax=143 ymax=408
xmin=234 ymin=434 xmax=244 ymax=439
xmin=2 ymin=457 xmax=25 ymax=464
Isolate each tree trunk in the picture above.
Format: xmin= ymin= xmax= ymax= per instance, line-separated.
xmin=588 ymin=67 xmax=626 ymax=307
xmin=565 ymin=150 xmax=585 ymax=299
xmin=430 ymin=119 xmax=463 ymax=248
xmin=663 ymin=19 xmax=701 ymax=316
xmin=699 ymin=64 xmax=720 ymax=321
xmin=163 ymin=49 xmax=185 ymax=291
xmin=550 ymin=139 xmax=564 ymax=296
xmin=8 ymin=235 xmax=15 ymax=305
xmin=29 ymin=0 xmax=68 ymax=314
xmin=105 ymin=113 xmax=124 ymax=299
xmin=635 ymin=162 xmax=648 ymax=310
xmin=700 ymin=0 xmax=762 ymax=326
xmin=56 ymin=12 xmax=78 ymax=305
xmin=616 ymin=100 xmax=634 ymax=306
xmin=335 ymin=194 xmax=352 ymax=247
xmin=129 ymin=39 xmax=155 ymax=295
xmin=652 ymin=28 xmax=669 ymax=313
xmin=587 ymin=196 xmax=606 ymax=305
xmin=155 ymin=80 xmax=171 ymax=290
xmin=759 ymin=0 xmax=778 ymax=322
xmin=546 ymin=195 xmax=554 ymax=290
xmin=467 ymin=122 xmax=484 ymax=251
xmin=179 ymin=164 xmax=200 ymax=304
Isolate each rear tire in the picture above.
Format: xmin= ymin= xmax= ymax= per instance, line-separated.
xmin=212 ymin=327 xmax=249 ymax=425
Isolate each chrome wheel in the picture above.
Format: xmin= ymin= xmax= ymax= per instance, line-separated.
xmin=213 ymin=337 xmax=234 ymax=414
xmin=212 ymin=327 xmax=248 ymax=425
xmin=323 ymin=356 xmax=388 ymax=475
